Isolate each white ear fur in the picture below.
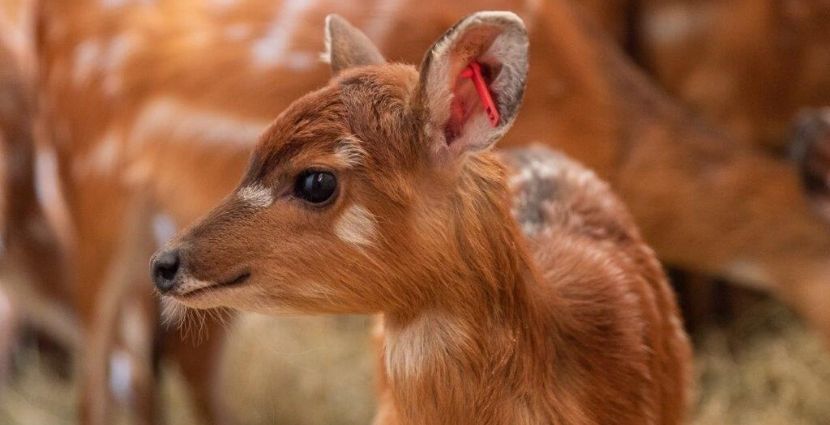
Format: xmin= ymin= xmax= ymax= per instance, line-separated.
xmin=323 ymin=14 xmax=386 ymax=75
xmin=415 ymin=11 xmax=529 ymax=157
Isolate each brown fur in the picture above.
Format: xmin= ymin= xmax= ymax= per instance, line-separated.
xmin=11 ymin=0 xmax=830 ymax=423
xmin=635 ymin=0 xmax=830 ymax=152
xmin=156 ymin=13 xmax=691 ymax=425
xmin=0 ymin=1 xmax=78 ymax=362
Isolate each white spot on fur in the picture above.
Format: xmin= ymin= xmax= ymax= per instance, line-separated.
xmin=128 ymin=97 xmax=269 ymax=153
xmin=101 ymin=0 xmax=152 ymax=8
xmin=207 ymin=0 xmax=236 ymax=9
xmin=335 ymin=204 xmax=377 ymax=247
xmin=33 ymin=144 xmax=72 ymax=251
xmin=385 ymin=311 xmax=471 ymax=380
xmin=72 ymin=39 xmax=102 ymax=84
xmin=71 ymin=34 xmax=138 ymax=93
xmin=75 ymin=131 xmax=120 ymax=177
xmin=723 ymin=260 xmax=774 ymax=290
xmin=362 ymin=0 xmax=406 ymax=49
xmin=643 ymin=4 xmax=708 ymax=46
xmin=283 ymin=51 xmax=316 ymax=71
xmin=0 ymin=1 xmax=36 ymax=67
xmin=101 ymin=0 xmax=129 ymax=8
xmin=225 ymin=23 xmax=253 ymax=41
xmin=507 ymin=152 xmax=560 ymax=188
xmin=120 ymin=302 xmax=150 ymax=360
xmin=238 ymin=184 xmax=274 ymax=208
xmin=101 ymin=34 xmax=139 ymax=95
xmin=385 ymin=317 xmax=428 ymax=380
xmin=251 ymin=0 xmax=317 ymax=68
xmin=122 ymin=159 xmax=152 ymax=186
xmin=520 ymin=0 xmax=543 ymax=30
xmin=152 ymin=214 xmax=176 ymax=247
xmin=34 ymin=144 xmax=60 ymax=211
xmin=109 ymin=350 xmax=133 ymax=403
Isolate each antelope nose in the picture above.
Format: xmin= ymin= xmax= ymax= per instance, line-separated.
xmin=151 ymin=249 xmax=181 ymax=293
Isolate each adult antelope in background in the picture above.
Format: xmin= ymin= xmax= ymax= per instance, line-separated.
xmin=152 ymin=12 xmax=692 ymax=425
xmin=0 ymin=0 xmax=78 ymax=383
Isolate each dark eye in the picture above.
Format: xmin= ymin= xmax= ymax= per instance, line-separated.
xmin=294 ymin=171 xmax=337 ymax=204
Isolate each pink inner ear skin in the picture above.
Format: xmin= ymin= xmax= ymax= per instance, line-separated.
xmin=445 ymin=62 xmax=498 ymax=144
xmin=461 ymin=62 xmax=500 ymax=127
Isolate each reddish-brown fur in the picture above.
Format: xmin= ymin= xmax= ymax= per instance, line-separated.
xmin=154 ymin=12 xmax=691 ymax=424
xmin=0 ymin=0 xmax=79 ymax=361
xmin=635 ymin=0 xmax=830 ymax=152
xmin=5 ymin=0 xmax=830 ymax=423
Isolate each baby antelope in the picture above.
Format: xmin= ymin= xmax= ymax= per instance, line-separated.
xmin=151 ymin=12 xmax=691 ymax=425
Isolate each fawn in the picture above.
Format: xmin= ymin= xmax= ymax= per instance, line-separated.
xmin=152 ymin=12 xmax=691 ymax=424
xmin=20 ymin=0 xmax=829 ymax=423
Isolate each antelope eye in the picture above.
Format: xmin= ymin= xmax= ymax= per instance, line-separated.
xmin=294 ymin=171 xmax=337 ymax=204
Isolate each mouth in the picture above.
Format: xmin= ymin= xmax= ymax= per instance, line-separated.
xmin=174 ymin=270 xmax=251 ymax=299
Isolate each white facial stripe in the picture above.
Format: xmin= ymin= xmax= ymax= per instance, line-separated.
xmin=334 ymin=138 xmax=368 ymax=167
xmin=238 ymin=184 xmax=274 ymax=208
xmin=335 ymin=204 xmax=377 ymax=247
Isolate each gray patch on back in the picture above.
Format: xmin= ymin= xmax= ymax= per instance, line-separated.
xmin=500 ymin=145 xmax=636 ymax=246
xmin=499 ymin=147 xmax=569 ymax=237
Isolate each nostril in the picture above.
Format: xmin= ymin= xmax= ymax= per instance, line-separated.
xmin=158 ymin=255 xmax=179 ymax=280
xmin=152 ymin=250 xmax=181 ymax=292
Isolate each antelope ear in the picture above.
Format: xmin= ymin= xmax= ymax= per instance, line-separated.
xmin=791 ymin=109 xmax=830 ymax=209
xmin=323 ymin=14 xmax=385 ymax=75
xmin=413 ymin=11 xmax=529 ymax=159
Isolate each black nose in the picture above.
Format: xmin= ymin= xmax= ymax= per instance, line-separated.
xmin=151 ymin=249 xmax=180 ymax=293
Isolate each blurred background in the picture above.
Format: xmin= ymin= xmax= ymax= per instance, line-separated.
xmin=2 ymin=0 xmax=830 ymax=424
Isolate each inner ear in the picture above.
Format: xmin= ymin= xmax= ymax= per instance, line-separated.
xmin=447 ymin=61 xmax=501 ymax=142
xmin=415 ymin=12 xmax=529 ymax=157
